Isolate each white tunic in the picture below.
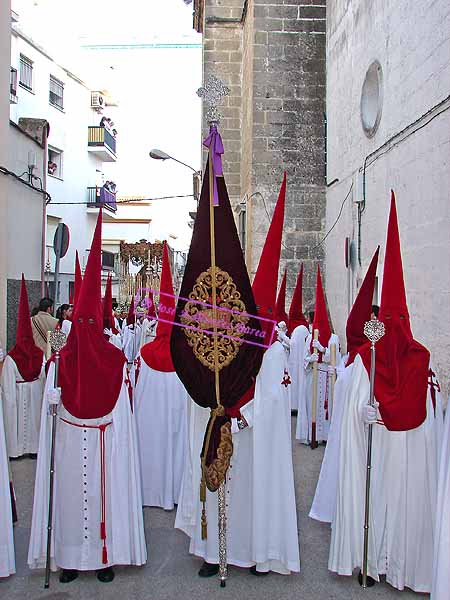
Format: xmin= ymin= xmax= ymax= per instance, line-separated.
xmin=329 ymin=354 xmax=443 ymax=593
xmin=175 ymin=341 xmax=300 ymax=574
xmin=0 ymin=382 xmax=15 ymax=577
xmin=296 ymin=333 xmax=340 ymax=444
xmin=309 ymin=358 xmax=352 ymax=523
xmin=122 ymin=324 xmax=141 ymax=363
xmin=139 ymin=319 xmax=156 ymax=348
xmin=1 ymin=355 xmax=45 ymax=458
xmin=432 ymin=394 xmax=450 ymax=600
xmin=28 ymin=364 xmax=147 ymax=571
xmin=288 ymin=325 xmax=309 ymax=412
xmin=251 ymin=341 xmax=300 ymax=573
xmin=134 ymin=358 xmax=188 ymax=509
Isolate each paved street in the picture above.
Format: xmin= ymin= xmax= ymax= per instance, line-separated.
xmin=1 ymin=419 xmax=422 ymax=600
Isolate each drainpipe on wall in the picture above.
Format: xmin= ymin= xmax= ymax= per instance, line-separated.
xmin=41 ymin=123 xmax=48 ymax=297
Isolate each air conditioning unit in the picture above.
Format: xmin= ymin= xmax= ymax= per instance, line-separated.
xmin=91 ymin=91 xmax=105 ymax=109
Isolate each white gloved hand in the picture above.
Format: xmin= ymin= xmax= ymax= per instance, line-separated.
xmin=309 ymin=352 xmax=319 ymax=363
xmin=0 ymin=347 xmax=5 ymax=362
xmin=312 ymin=339 xmax=326 ymax=353
xmin=327 ymin=364 xmax=336 ymax=375
xmin=277 ymin=330 xmax=290 ymax=348
xmin=103 ymin=328 xmax=113 ymax=338
xmin=47 ymin=387 xmax=61 ymax=406
xmin=363 ymin=401 xmax=379 ymax=425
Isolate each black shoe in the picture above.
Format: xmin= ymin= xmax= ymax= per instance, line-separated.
xmin=96 ymin=567 xmax=115 ymax=583
xmin=198 ymin=562 xmax=219 ymax=577
xmin=59 ymin=569 xmax=78 ymax=583
xmin=249 ymin=565 xmax=269 ymax=577
xmin=358 ymin=570 xmax=376 ymax=587
xmin=28 ymin=453 xmax=38 ymax=460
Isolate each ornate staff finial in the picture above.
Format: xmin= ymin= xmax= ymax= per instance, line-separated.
xmin=363 ymin=318 xmax=385 ymax=345
xmin=197 ymin=74 xmax=230 ymax=124
xmin=49 ymin=329 xmax=67 ymax=353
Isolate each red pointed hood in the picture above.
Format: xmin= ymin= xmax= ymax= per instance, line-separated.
xmin=9 ymin=274 xmax=43 ymax=381
xmin=74 ymin=250 xmax=82 ymax=306
xmin=311 ymin=265 xmax=332 ymax=351
xmin=275 ymin=268 xmax=288 ymax=325
xmin=252 ymin=173 xmax=286 ymax=345
xmin=346 ymin=247 xmax=379 ymax=365
xmin=288 ymin=264 xmax=308 ymax=332
xmin=126 ymin=296 xmax=135 ymax=326
xmin=141 ymin=241 xmax=175 ymax=372
xmin=147 ymin=288 xmax=157 ymax=319
xmin=59 ymin=210 xmax=126 ymax=419
xmin=102 ymin=273 xmax=117 ymax=333
xmin=359 ymin=191 xmax=430 ymax=431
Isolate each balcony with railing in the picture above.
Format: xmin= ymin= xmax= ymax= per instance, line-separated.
xmin=87 ymin=186 xmax=117 ymax=213
xmin=10 ymin=67 xmax=18 ymax=104
xmin=87 ymin=126 xmax=117 ymax=162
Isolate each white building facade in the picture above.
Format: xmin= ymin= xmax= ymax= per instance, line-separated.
xmin=325 ymin=0 xmax=450 ymax=394
xmin=10 ymin=19 xmax=118 ymax=308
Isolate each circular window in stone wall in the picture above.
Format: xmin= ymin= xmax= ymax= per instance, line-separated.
xmin=360 ymin=61 xmax=383 ymax=138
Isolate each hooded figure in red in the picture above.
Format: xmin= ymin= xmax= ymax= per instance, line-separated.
xmin=9 ymin=274 xmax=43 ymax=381
xmin=275 ymin=268 xmax=288 ymax=326
xmin=73 ymin=251 xmax=83 ymax=307
xmin=141 ymin=241 xmax=175 ymax=372
xmin=229 ymin=174 xmax=286 ymax=418
xmin=58 ymin=210 xmax=126 ymax=420
xmin=310 ymin=265 xmax=332 ymax=359
xmin=346 ymin=247 xmax=379 ymax=366
xmin=102 ymin=273 xmax=119 ymax=335
xmin=359 ymin=192 xmax=430 ymax=431
xmin=288 ymin=264 xmax=308 ymax=333
xmin=252 ymin=172 xmax=286 ymax=346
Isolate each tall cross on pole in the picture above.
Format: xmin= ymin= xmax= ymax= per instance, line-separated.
xmin=197 ymin=74 xmax=230 ymax=124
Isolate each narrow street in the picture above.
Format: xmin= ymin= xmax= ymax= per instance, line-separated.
xmin=1 ymin=420 xmax=420 ymax=600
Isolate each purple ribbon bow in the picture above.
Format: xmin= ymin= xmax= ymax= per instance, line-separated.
xmin=203 ymin=125 xmax=224 ymax=206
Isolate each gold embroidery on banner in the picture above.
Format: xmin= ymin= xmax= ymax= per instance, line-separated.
xmin=181 ymin=267 xmax=249 ymax=371
xmin=205 ymin=422 xmax=233 ymax=492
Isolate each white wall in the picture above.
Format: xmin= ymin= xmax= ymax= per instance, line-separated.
xmin=10 ymin=27 xmax=109 ymax=303
xmin=325 ymin=0 xmax=450 ymax=394
xmin=0 ymin=1 xmax=12 ymax=346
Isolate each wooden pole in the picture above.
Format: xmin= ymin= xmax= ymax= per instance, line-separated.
xmin=329 ymin=343 xmax=337 ymax=417
xmin=310 ymin=328 xmax=319 ymax=449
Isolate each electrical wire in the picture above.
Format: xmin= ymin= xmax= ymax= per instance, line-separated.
xmin=0 ymin=165 xmax=52 ymax=202
xmin=311 ymin=183 xmax=353 ymax=251
xmin=49 ymin=194 xmax=194 ymax=206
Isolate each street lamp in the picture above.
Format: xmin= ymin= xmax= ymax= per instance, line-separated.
xmin=149 ymin=149 xmax=202 ymax=204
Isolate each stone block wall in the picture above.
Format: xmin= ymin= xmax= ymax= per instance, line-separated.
xmin=201 ymin=0 xmax=327 ymax=311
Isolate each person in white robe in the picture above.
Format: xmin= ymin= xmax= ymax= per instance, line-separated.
xmin=286 ymin=264 xmax=310 ymax=412
xmin=431 ymin=399 xmax=450 ymax=600
xmin=1 ymin=275 xmax=45 ymax=458
xmin=134 ymin=241 xmax=188 ymax=510
xmin=296 ymin=266 xmax=340 ymax=445
xmin=0 ymin=346 xmax=15 ymax=578
xmin=28 ymin=210 xmax=146 ymax=584
xmin=329 ymin=192 xmax=443 ymax=593
xmin=310 ymin=247 xmax=380 ymax=523
xmin=175 ymin=336 xmax=300 ymax=575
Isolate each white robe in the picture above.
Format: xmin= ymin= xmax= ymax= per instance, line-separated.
xmin=0 ymin=382 xmax=15 ymax=577
xmin=296 ymin=333 xmax=340 ymax=444
xmin=251 ymin=341 xmax=300 ymax=573
xmin=288 ymin=325 xmax=309 ymax=412
xmin=432 ymin=396 xmax=450 ymax=600
xmin=1 ymin=355 xmax=45 ymax=458
xmin=329 ymin=354 xmax=443 ymax=593
xmin=175 ymin=341 xmax=300 ymax=574
xmin=139 ymin=319 xmax=156 ymax=349
xmin=134 ymin=358 xmax=188 ymax=509
xmin=28 ymin=364 xmax=147 ymax=571
xmin=309 ymin=358 xmax=352 ymax=523
xmin=61 ymin=320 xmax=72 ymax=337
xmin=122 ymin=324 xmax=141 ymax=364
